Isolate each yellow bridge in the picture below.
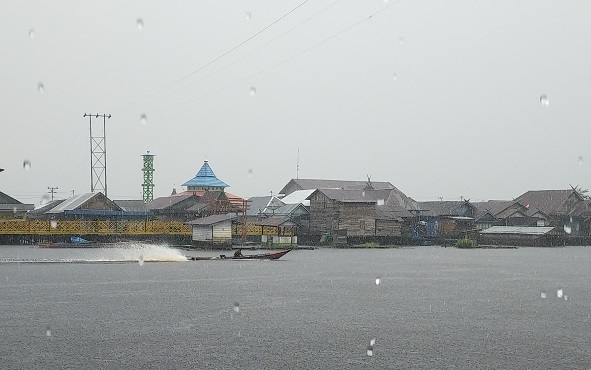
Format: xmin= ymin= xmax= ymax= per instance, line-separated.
xmin=0 ymin=220 xmax=292 ymax=237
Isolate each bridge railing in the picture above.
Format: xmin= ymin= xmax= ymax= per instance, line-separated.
xmin=0 ymin=220 xmax=294 ymax=237
xmin=0 ymin=220 xmax=192 ymax=235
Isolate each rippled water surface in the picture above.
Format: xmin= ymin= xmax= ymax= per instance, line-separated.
xmin=1 ymin=245 xmax=590 ymax=369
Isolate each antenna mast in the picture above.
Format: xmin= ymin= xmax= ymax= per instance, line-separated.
xmin=296 ymin=148 xmax=300 ymax=179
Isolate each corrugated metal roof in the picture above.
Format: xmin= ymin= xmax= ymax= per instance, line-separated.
xmin=146 ymin=194 xmax=195 ymax=211
xmin=471 ymin=200 xmax=519 ymax=218
xmin=516 ymin=189 xmax=579 ymax=216
xmin=182 ymin=160 xmax=229 ymax=188
xmin=279 ymin=189 xmax=315 ymax=206
xmin=187 ymin=214 xmax=237 ymax=225
xmin=246 ymin=196 xmax=272 ymax=216
xmin=280 ymin=178 xmax=395 ymax=195
xmin=480 ymin=226 xmax=554 ymax=235
xmin=0 ymin=191 xmax=22 ymax=204
xmin=114 ymin=200 xmax=148 ymax=212
xmin=46 ymin=193 xmax=115 ymax=214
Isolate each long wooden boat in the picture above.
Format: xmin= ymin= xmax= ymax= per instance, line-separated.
xmin=188 ymin=249 xmax=291 ymax=261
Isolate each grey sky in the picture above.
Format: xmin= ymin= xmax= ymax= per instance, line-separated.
xmin=1 ymin=1 xmax=590 ymax=204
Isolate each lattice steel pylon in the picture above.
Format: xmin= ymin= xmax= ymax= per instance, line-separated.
xmin=84 ymin=113 xmax=111 ymax=196
xmin=142 ymin=151 xmax=155 ymax=202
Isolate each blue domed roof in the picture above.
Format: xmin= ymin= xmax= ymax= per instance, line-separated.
xmin=182 ymin=160 xmax=229 ymax=188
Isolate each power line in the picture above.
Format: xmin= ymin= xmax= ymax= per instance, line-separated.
xmin=137 ymin=0 xmax=405 ymax=114
xmin=116 ymin=0 xmax=343 ymax=115
xmin=114 ymin=0 xmax=311 ymax=113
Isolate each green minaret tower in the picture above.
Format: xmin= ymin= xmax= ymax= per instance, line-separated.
xmin=141 ymin=151 xmax=155 ymax=202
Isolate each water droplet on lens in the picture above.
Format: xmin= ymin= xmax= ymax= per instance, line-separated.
xmin=233 ymin=302 xmax=240 ymax=313
xmin=50 ymin=220 xmax=58 ymax=229
xmin=557 ymin=289 xmax=563 ymax=298
xmin=29 ymin=28 xmax=35 ymax=38
xmin=563 ymin=224 xmax=572 ymax=234
xmin=392 ymin=73 xmax=397 ymax=81
xmin=138 ymin=254 xmax=144 ymax=266
xmin=137 ymin=18 xmax=144 ymax=30
xmin=140 ymin=114 xmax=147 ymax=125
xmin=540 ymin=292 xmax=547 ymax=299
xmin=375 ymin=277 xmax=381 ymax=285
xmin=540 ymin=95 xmax=549 ymax=106
xmin=249 ymin=87 xmax=256 ymax=96
xmin=38 ymin=82 xmax=44 ymax=94
xmin=399 ymin=37 xmax=405 ymax=45
xmin=578 ymin=156 xmax=583 ymax=165
xmin=23 ymin=160 xmax=31 ymax=171
xmin=248 ymin=169 xmax=253 ymax=178
xmin=366 ymin=346 xmax=374 ymax=357
xmin=245 ymin=12 xmax=251 ymax=20
xmin=46 ymin=325 xmax=51 ymax=337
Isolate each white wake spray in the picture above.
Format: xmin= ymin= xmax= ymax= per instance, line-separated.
xmin=94 ymin=242 xmax=188 ymax=262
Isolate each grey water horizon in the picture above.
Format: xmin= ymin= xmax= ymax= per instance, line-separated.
xmin=1 ymin=245 xmax=590 ymax=369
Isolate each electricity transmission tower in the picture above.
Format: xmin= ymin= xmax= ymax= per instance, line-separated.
xmin=83 ymin=113 xmax=111 ymax=196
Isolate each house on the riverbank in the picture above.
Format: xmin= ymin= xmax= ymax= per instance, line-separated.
xmin=306 ymin=187 xmax=418 ymax=245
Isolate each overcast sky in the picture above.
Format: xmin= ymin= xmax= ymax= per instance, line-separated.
xmin=1 ymin=1 xmax=590 ymax=204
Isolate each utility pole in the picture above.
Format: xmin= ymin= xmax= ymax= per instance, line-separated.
xmin=84 ymin=113 xmax=111 ymax=196
xmin=47 ymin=186 xmax=58 ymax=201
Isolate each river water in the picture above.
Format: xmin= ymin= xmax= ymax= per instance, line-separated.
xmin=1 ymin=244 xmax=590 ymax=369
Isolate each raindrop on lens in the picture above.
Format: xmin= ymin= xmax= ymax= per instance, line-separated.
xmin=138 ymin=254 xmax=144 ymax=266
xmin=29 ymin=28 xmax=35 ymax=38
xmin=557 ymin=289 xmax=563 ymax=298
xmin=46 ymin=325 xmax=51 ymax=337
xmin=50 ymin=220 xmax=58 ymax=229
xmin=366 ymin=346 xmax=374 ymax=357
xmin=540 ymin=95 xmax=549 ymax=106
xmin=540 ymin=292 xmax=547 ymax=299
xmin=399 ymin=37 xmax=405 ymax=45
xmin=23 ymin=160 xmax=31 ymax=171
xmin=249 ymin=87 xmax=256 ymax=96
xmin=248 ymin=169 xmax=253 ymax=178
xmin=392 ymin=73 xmax=397 ymax=81
xmin=233 ymin=302 xmax=240 ymax=313
xmin=137 ymin=18 xmax=144 ymax=30
xmin=37 ymin=82 xmax=44 ymax=94
xmin=578 ymin=156 xmax=583 ymax=165
xmin=245 ymin=12 xmax=251 ymax=20
xmin=140 ymin=114 xmax=147 ymax=125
